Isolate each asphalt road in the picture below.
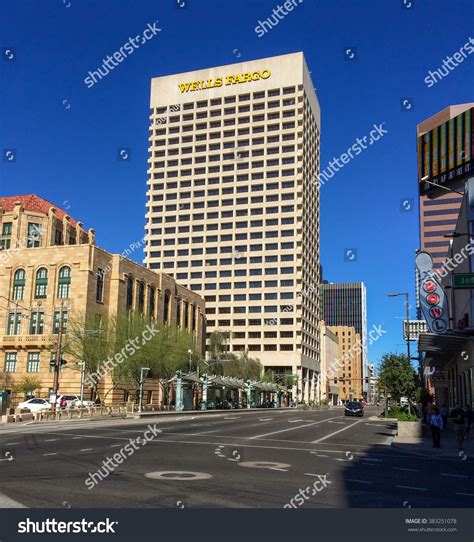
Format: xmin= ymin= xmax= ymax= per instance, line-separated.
xmin=1 ymin=407 xmax=473 ymax=508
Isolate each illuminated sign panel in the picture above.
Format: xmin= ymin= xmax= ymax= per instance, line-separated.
xmin=418 ymin=107 xmax=474 ymax=196
xmin=177 ymin=70 xmax=271 ymax=93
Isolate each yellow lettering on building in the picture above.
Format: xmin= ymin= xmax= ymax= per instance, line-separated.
xmin=177 ymin=70 xmax=271 ymax=93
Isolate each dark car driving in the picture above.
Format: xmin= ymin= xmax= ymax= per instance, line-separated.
xmin=344 ymin=401 xmax=364 ymax=417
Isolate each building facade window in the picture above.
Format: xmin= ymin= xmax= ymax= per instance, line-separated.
xmin=7 ymin=310 xmax=22 ymax=335
xmin=126 ymin=276 xmax=134 ymax=310
xmin=12 ymin=269 xmax=26 ymax=300
xmin=137 ymin=282 xmax=145 ymax=313
xmin=53 ymin=310 xmax=68 ymax=333
xmin=26 ymin=223 xmax=42 ymax=248
xmin=4 ymin=352 xmax=16 ymax=372
xmin=96 ymin=269 xmax=104 ymax=302
xmin=163 ymin=290 xmax=171 ymax=324
xmin=57 ymin=266 xmax=71 ymax=298
xmin=35 ymin=268 xmax=48 ymax=299
xmin=148 ymin=286 xmax=155 ymax=318
xmin=0 ymin=222 xmax=12 ymax=249
xmin=27 ymin=352 xmax=40 ymax=373
xmin=30 ymin=310 xmax=45 ymax=335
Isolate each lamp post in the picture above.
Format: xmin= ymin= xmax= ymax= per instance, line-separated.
xmin=387 ymin=292 xmax=411 ymax=360
xmin=188 ymin=349 xmax=193 ymax=373
xmin=138 ymin=367 xmax=150 ymax=413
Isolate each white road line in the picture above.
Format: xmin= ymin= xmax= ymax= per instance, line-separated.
xmin=71 ymin=437 xmax=83 ymax=440
xmin=440 ymin=473 xmax=468 ymax=479
xmin=80 ymin=448 xmax=93 ymax=452
xmin=0 ymin=492 xmax=26 ymax=508
xmin=4 ymin=442 xmax=20 ymax=445
xmin=249 ymin=416 xmax=343 ymax=440
xmin=327 ymin=421 xmax=346 ymax=425
xmin=396 ymin=485 xmax=427 ymax=491
xmin=311 ymin=420 xmax=363 ymax=444
xmin=44 ymin=439 xmax=58 ymax=442
xmin=42 ymin=453 xmax=58 ymax=456
xmin=456 ymin=492 xmax=474 ymax=497
xmin=110 ymin=444 xmax=122 ymax=448
xmin=347 ymin=479 xmax=372 ymax=484
xmin=361 ymin=458 xmax=383 ymax=462
xmin=187 ymin=429 xmax=220 ymax=436
xmin=259 ymin=418 xmax=273 ymax=422
xmin=393 ymin=467 xmax=419 ymax=472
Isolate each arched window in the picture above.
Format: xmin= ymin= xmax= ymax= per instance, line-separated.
xmin=163 ymin=290 xmax=171 ymax=324
xmin=148 ymin=286 xmax=156 ymax=318
xmin=176 ymin=298 xmax=181 ymax=327
xmin=183 ymin=301 xmax=189 ymax=329
xmin=12 ymin=269 xmax=26 ymax=300
xmin=126 ymin=276 xmax=134 ymax=310
xmin=35 ymin=268 xmax=48 ymax=299
xmin=57 ymin=266 xmax=71 ymax=299
xmin=137 ymin=282 xmax=145 ymax=313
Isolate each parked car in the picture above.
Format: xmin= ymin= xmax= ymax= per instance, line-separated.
xmin=344 ymin=401 xmax=364 ymax=417
xmin=72 ymin=399 xmax=95 ymax=408
xmin=56 ymin=395 xmax=80 ymax=409
xmin=17 ymin=398 xmax=52 ymax=412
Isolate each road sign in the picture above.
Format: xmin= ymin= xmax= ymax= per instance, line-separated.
xmin=453 ymin=273 xmax=474 ymax=288
xmin=403 ymin=320 xmax=428 ymax=341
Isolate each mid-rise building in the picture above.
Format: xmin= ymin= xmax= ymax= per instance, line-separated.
xmin=144 ymin=52 xmax=321 ymax=402
xmin=0 ymin=195 xmax=205 ymax=404
xmin=328 ymin=325 xmax=363 ymax=402
xmin=320 ymin=321 xmax=339 ymax=405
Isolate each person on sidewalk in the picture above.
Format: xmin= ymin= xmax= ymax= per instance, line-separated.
xmin=465 ymin=405 xmax=473 ymax=438
xmin=440 ymin=404 xmax=449 ymax=429
xmin=430 ymin=406 xmax=443 ymax=448
xmin=450 ymin=403 xmax=466 ymax=450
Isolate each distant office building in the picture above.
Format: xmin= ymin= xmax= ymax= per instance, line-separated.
xmin=321 ymin=282 xmax=367 ymax=392
xmin=144 ymin=52 xmax=321 ymax=403
xmin=320 ymin=321 xmax=339 ymax=405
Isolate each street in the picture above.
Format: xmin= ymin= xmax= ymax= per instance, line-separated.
xmin=1 ymin=407 xmax=473 ymax=509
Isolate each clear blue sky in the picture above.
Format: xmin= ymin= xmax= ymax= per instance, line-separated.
xmin=1 ymin=0 xmax=473 ymax=367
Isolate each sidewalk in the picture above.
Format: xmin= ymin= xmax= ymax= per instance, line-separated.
xmin=392 ymin=422 xmax=473 ymax=460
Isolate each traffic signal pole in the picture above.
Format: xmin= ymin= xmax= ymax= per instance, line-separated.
xmin=51 ymin=303 xmax=64 ymax=413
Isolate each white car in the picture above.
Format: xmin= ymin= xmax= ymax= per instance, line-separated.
xmin=17 ymin=398 xmax=52 ymax=412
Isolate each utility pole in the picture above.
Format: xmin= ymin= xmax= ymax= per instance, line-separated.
xmin=51 ymin=302 xmax=64 ymax=413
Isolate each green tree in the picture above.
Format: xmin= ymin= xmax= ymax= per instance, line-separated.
xmin=377 ymin=353 xmax=418 ymax=402
xmin=14 ymin=376 xmax=42 ymax=400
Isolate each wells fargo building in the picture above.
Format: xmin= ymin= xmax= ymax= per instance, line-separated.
xmin=144 ymin=53 xmax=321 ymax=402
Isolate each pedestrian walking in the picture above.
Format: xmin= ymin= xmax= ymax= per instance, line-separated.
xmin=450 ymin=403 xmax=466 ymax=450
xmin=430 ymin=406 xmax=443 ymax=448
xmin=465 ymin=405 xmax=473 ymax=438
xmin=440 ymin=404 xmax=449 ymax=429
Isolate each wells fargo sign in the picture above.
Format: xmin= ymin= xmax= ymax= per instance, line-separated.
xmin=178 ymin=70 xmax=271 ymax=93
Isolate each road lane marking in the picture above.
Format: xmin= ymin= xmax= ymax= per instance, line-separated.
xmin=42 ymin=453 xmax=58 ymax=456
xmin=393 ymin=467 xmax=418 ymax=472
xmin=110 ymin=444 xmax=122 ymax=448
xmin=456 ymin=492 xmax=474 ymax=496
xmin=311 ymin=420 xmax=363 ymax=443
xmin=79 ymin=448 xmax=93 ymax=452
xmin=188 ymin=429 xmax=220 ymax=435
xmin=4 ymin=442 xmax=20 ymax=446
xmin=347 ymin=479 xmax=372 ymax=484
xmin=396 ymin=485 xmax=427 ymax=491
xmin=239 ymin=461 xmax=290 ymax=472
xmin=249 ymin=416 xmax=343 ymax=440
xmin=44 ymin=439 xmax=58 ymax=442
xmin=288 ymin=419 xmax=306 ymax=423
xmin=71 ymin=437 xmax=83 ymax=440
xmin=361 ymin=458 xmax=382 ymax=462
xmin=327 ymin=421 xmax=346 ymax=425
xmin=259 ymin=418 xmax=273 ymax=421
xmin=440 ymin=473 xmax=468 ymax=479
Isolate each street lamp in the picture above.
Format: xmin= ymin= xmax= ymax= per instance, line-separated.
xmin=387 ymin=292 xmax=411 ymax=360
xmin=188 ymin=349 xmax=193 ymax=373
xmin=138 ymin=367 xmax=150 ymax=413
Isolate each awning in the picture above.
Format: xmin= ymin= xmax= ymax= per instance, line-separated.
xmin=418 ymin=332 xmax=470 ymax=366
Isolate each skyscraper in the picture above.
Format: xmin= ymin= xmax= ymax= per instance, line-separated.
xmin=321 ymin=282 xmax=368 ymax=391
xmin=143 ymin=52 xmax=321 ymax=402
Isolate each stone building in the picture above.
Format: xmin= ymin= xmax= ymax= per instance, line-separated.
xmin=0 ymin=195 xmax=205 ymax=405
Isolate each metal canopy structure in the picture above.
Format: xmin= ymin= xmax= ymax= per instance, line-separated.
xmin=418 ymin=332 xmax=469 ymax=366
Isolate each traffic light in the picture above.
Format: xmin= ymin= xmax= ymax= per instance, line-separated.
xmin=60 ymin=358 xmax=67 ymax=367
xmin=334 ymin=378 xmax=338 ymax=384
xmin=49 ymin=358 xmax=56 ymax=369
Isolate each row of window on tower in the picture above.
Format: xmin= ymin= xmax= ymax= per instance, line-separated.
xmin=11 ymin=267 xmax=72 ymax=301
